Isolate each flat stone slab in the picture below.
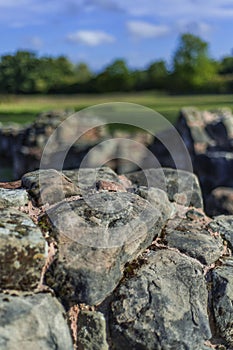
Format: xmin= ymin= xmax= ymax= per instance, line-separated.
xmin=0 ymin=293 xmax=73 ymax=350
xmin=110 ymin=249 xmax=211 ymax=350
xmin=0 ymin=208 xmax=45 ymax=290
xmin=22 ymin=169 xmax=79 ymax=206
xmin=44 ymin=192 xmax=161 ymax=305
xmin=165 ymin=209 xmax=224 ymax=265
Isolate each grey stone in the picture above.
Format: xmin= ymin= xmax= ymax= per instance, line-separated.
xmin=63 ymin=167 xmax=120 ymax=190
xmin=136 ymin=186 xmax=175 ymax=221
xmin=77 ymin=311 xmax=108 ymax=350
xmin=126 ymin=167 xmax=203 ymax=209
xmin=208 ymin=215 xmax=233 ymax=252
xmin=110 ymin=249 xmax=211 ymax=350
xmin=165 ymin=209 xmax=224 ymax=265
xmin=0 ymin=188 xmax=28 ymax=208
xmin=176 ymin=108 xmax=233 ymax=216
xmin=44 ymin=192 xmax=161 ymax=305
xmin=0 ymin=208 xmax=45 ymax=290
xmin=206 ymin=188 xmax=233 ymax=216
xmin=0 ymin=293 xmax=73 ymax=350
xmin=212 ymin=257 xmax=233 ymax=346
xmin=22 ymin=169 xmax=79 ymax=206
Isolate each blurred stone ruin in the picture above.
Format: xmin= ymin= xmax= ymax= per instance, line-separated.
xmin=1 ymin=107 xmax=233 ymax=216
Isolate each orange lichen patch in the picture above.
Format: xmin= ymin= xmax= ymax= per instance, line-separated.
xmin=96 ymin=180 xmax=127 ymax=192
xmin=0 ymin=180 xmax=21 ymax=189
xmin=118 ymin=175 xmax=132 ymax=189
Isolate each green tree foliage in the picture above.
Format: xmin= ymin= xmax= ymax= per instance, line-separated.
xmin=0 ymin=35 xmax=231 ymax=94
xmin=146 ymin=60 xmax=168 ymax=89
xmin=0 ymin=51 xmax=39 ymax=93
xmin=96 ymin=59 xmax=133 ymax=92
xmin=75 ymin=62 xmax=93 ymax=83
xmin=0 ymin=51 xmax=75 ymax=94
xmin=219 ymin=56 xmax=233 ymax=74
xmin=172 ymin=34 xmax=217 ymax=92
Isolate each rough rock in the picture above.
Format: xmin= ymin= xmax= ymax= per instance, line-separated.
xmin=63 ymin=167 xmax=121 ymax=190
xmin=110 ymin=249 xmax=211 ymax=350
xmin=176 ymin=107 xmax=233 ymax=215
xmin=0 ymin=188 xmax=28 ymax=208
xmin=165 ymin=208 xmax=224 ymax=265
xmin=212 ymin=257 xmax=233 ymax=346
xmin=44 ymin=192 xmax=161 ymax=306
xmin=206 ymin=187 xmax=233 ymax=216
xmin=0 ymin=208 xmax=45 ymax=290
xmin=136 ymin=186 xmax=175 ymax=221
xmin=208 ymin=215 xmax=233 ymax=252
xmin=126 ymin=167 xmax=203 ymax=209
xmin=0 ymin=293 xmax=73 ymax=350
xmin=22 ymin=169 xmax=79 ymax=206
xmin=77 ymin=311 xmax=108 ymax=350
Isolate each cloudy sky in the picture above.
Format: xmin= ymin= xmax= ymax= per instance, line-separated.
xmin=0 ymin=0 xmax=233 ymax=70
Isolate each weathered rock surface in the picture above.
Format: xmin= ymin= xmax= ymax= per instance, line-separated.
xmin=136 ymin=186 xmax=174 ymax=221
xmin=165 ymin=208 xmax=224 ymax=265
xmin=44 ymin=191 xmax=161 ymax=306
xmin=77 ymin=311 xmax=108 ymax=350
xmin=212 ymin=257 xmax=233 ymax=346
xmin=126 ymin=167 xmax=203 ymax=209
xmin=0 ymin=293 xmax=73 ymax=350
xmin=63 ymin=167 xmax=121 ymax=190
xmin=209 ymin=215 xmax=233 ymax=252
xmin=1 ymin=166 xmax=232 ymax=349
xmin=0 ymin=208 xmax=45 ymax=290
xmin=0 ymin=188 xmax=28 ymax=208
xmin=22 ymin=169 xmax=79 ymax=206
xmin=110 ymin=249 xmax=211 ymax=350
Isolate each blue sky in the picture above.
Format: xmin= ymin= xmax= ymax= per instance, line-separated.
xmin=0 ymin=0 xmax=233 ymax=71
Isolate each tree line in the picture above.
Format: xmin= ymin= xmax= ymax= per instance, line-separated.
xmin=0 ymin=33 xmax=232 ymax=95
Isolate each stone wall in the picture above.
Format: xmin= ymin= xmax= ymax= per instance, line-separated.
xmin=176 ymin=107 xmax=233 ymax=216
xmin=0 ymin=166 xmax=233 ymax=349
xmin=0 ymin=110 xmax=152 ymax=181
xmin=1 ymin=107 xmax=233 ymax=217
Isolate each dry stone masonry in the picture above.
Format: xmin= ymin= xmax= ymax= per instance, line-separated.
xmin=0 ymin=166 xmax=233 ymax=349
xmin=1 ymin=107 xmax=233 ymax=217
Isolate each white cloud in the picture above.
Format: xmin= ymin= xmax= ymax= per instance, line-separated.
xmin=88 ymin=0 xmax=233 ymax=19
xmin=23 ymin=36 xmax=43 ymax=49
xmin=127 ymin=21 xmax=170 ymax=39
xmin=177 ymin=20 xmax=212 ymax=37
xmin=66 ymin=30 xmax=115 ymax=46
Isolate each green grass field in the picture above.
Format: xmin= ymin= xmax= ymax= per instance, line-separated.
xmin=0 ymin=92 xmax=232 ymax=125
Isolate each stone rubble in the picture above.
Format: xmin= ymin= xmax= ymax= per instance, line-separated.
xmin=0 ymin=166 xmax=232 ymax=349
